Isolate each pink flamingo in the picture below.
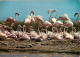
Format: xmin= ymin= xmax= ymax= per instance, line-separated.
xmin=48 ymin=9 xmax=62 ymax=32
xmin=5 ymin=12 xmax=19 ymax=23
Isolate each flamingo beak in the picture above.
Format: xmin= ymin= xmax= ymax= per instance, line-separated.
xmin=30 ymin=10 xmax=34 ymax=15
xmin=18 ymin=13 xmax=19 ymax=16
xmin=15 ymin=12 xmax=19 ymax=16
xmin=48 ymin=9 xmax=52 ymax=13
xmin=74 ymin=13 xmax=78 ymax=17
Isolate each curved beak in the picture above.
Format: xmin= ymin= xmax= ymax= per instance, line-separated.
xmin=74 ymin=13 xmax=78 ymax=17
xmin=15 ymin=12 xmax=19 ymax=16
xmin=30 ymin=10 xmax=34 ymax=15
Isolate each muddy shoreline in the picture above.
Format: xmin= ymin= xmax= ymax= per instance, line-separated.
xmin=0 ymin=39 xmax=80 ymax=54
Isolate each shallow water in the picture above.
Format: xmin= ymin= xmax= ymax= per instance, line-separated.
xmin=0 ymin=53 xmax=80 ymax=57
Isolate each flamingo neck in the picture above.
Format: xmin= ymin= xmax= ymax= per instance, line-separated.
xmin=31 ymin=13 xmax=34 ymax=18
xmin=76 ymin=14 xmax=79 ymax=23
xmin=15 ymin=15 xmax=18 ymax=22
xmin=49 ymin=12 xmax=53 ymax=22
xmin=55 ymin=11 xmax=58 ymax=19
xmin=37 ymin=25 xmax=40 ymax=34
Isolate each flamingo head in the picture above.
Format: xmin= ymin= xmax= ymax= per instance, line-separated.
xmin=15 ymin=12 xmax=19 ymax=16
xmin=30 ymin=10 xmax=34 ymax=15
xmin=52 ymin=9 xmax=57 ymax=13
xmin=74 ymin=13 xmax=79 ymax=17
xmin=48 ymin=9 xmax=52 ymax=13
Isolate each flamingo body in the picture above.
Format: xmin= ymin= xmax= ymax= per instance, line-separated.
xmin=6 ymin=17 xmax=15 ymax=23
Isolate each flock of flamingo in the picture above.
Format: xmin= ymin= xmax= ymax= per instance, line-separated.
xmin=0 ymin=9 xmax=80 ymax=41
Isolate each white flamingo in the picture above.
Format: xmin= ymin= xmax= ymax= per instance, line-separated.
xmin=34 ymin=15 xmax=44 ymax=23
xmin=15 ymin=12 xmax=19 ymax=22
xmin=57 ymin=14 xmax=73 ymax=32
xmin=20 ymin=25 xmax=30 ymax=40
xmin=57 ymin=14 xmax=71 ymax=22
xmin=43 ymin=20 xmax=52 ymax=33
xmin=63 ymin=26 xmax=74 ymax=40
xmin=24 ymin=11 xmax=35 ymax=32
xmin=53 ymin=28 xmax=63 ymax=40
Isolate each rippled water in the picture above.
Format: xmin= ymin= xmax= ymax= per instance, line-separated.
xmin=0 ymin=53 xmax=80 ymax=57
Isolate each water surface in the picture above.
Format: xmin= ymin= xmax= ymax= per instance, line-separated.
xmin=0 ymin=53 xmax=80 ymax=57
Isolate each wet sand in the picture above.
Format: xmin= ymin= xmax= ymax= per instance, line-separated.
xmin=0 ymin=39 xmax=80 ymax=54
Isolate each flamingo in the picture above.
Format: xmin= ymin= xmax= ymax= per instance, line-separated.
xmin=63 ymin=26 xmax=74 ymax=40
xmin=48 ymin=9 xmax=58 ymax=32
xmin=5 ymin=17 xmax=15 ymax=24
xmin=38 ymin=24 xmax=48 ymax=41
xmin=73 ymin=27 xmax=80 ymax=39
xmin=53 ymin=27 xmax=63 ymax=40
xmin=5 ymin=12 xmax=19 ymax=23
xmin=34 ymin=15 xmax=44 ymax=23
xmin=24 ymin=10 xmax=35 ymax=32
xmin=29 ymin=10 xmax=44 ymax=23
xmin=24 ymin=10 xmax=35 ymax=24
xmin=30 ymin=25 xmax=47 ymax=41
xmin=47 ymin=31 xmax=54 ymax=40
xmin=0 ymin=25 xmax=7 ymax=39
xmin=16 ymin=24 xmax=23 ymax=39
xmin=29 ymin=25 xmax=41 ymax=41
xmin=48 ymin=9 xmax=63 ymax=32
xmin=15 ymin=12 xmax=19 ymax=22
xmin=19 ymin=25 xmax=30 ymax=40
xmin=74 ymin=32 xmax=80 ymax=39
xmin=43 ymin=20 xmax=52 ymax=33
xmin=74 ymin=13 xmax=80 ymax=31
xmin=3 ymin=26 xmax=10 ymax=35
xmin=7 ymin=23 xmax=17 ymax=39
xmin=30 ymin=31 xmax=40 ymax=40
xmin=57 ymin=14 xmax=73 ymax=32
xmin=1 ymin=23 xmax=10 ymax=36
xmin=39 ymin=32 xmax=48 ymax=41
xmin=57 ymin=14 xmax=71 ymax=23
xmin=64 ymin=20 xmax=73 ymax=32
